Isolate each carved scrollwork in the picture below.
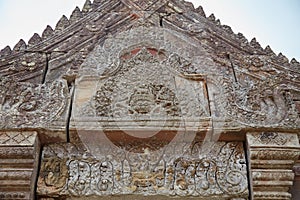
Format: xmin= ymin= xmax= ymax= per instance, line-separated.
xmin=75 ymin=46 xmax=211 ymax=155
xmin=68 ymin=160 xmax=91 ymax=195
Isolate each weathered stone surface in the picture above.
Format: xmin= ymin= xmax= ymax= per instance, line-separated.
xmin=0 ymin=131 xmax=40 ymax=200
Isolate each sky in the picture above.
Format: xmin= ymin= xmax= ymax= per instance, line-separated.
xmin=0 ymin=0 xmax=299 ymax=61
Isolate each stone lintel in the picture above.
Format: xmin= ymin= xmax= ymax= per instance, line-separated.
xmin=37 ymin=141 xmax=249 ymax=199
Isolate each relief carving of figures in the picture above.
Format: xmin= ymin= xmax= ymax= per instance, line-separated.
xmin=166 ymin=53 xmax=197 ymax=74
xmin=78 ymin=46 xmax=209 ymax=123
xmin=0 ymin=76 xmax=69 ymax=128
xmin=74 ymin=45 xmax=212 ymax=156
xmin=37 ymin=142 xmax=248 ymax=198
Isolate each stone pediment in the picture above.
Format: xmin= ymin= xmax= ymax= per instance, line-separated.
xmin=72 ymin=27 xmax=213 ymax=132
xmin=0 ymin=0 xmax=298 ymax=133
xmin=69 ymin=25 xmax=300 ymax=138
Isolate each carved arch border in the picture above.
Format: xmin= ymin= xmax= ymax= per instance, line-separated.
xmin=79 ymin=26 xmax=218 ymax=77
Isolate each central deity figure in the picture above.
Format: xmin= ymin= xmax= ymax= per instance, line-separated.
xmin=129 ymin=84 xmax=155 ymax=115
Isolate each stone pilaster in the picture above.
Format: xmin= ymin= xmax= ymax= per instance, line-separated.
xmin=246 ymin=132 xmax=300 ymax=200
xmin=0 ymin=131 xmax=40 ymax=200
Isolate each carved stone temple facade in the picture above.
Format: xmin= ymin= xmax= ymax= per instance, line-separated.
xmin=0 ymin=0 xmax=300 ymax=199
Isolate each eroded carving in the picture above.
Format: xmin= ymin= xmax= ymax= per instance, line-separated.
xmin=247 ymin=132 xmax=299 ymax=148
xmin=80 ymin=27 xmax=216 ymax=77
xmin=0 ymin=0 xmax=300 ymax=199
xmin=0 ymin=76 xmax=69 ymax=128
